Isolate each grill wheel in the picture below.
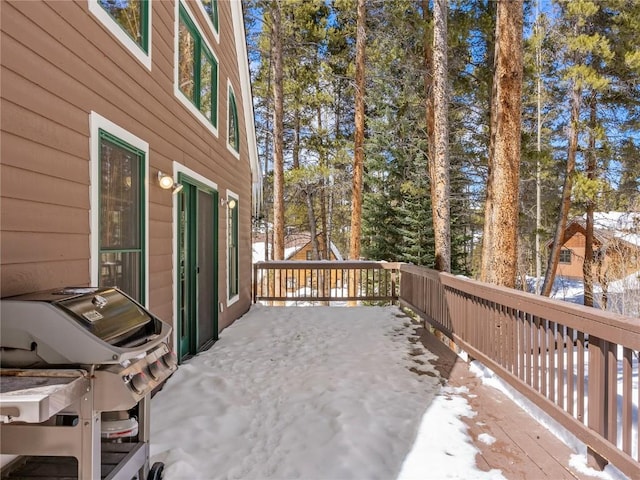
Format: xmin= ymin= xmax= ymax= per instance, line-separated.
xmin=148 ymin=462 xmax=165 ymax=480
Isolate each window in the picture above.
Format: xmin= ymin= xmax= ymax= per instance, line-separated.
xmin=228 ymin=86 xmax=239 ymax=153
xmin=98 ymin=130 xmax=146 ymax=302
xmin=178 ymin=4 xmax=218 ymax=128
xmin=306 ymin=251 xmax=313 ymax=261
xmin=559 ymin=249 xmax=572 ymax=264
xmin=200 ymin=0 xmax=218 ymax=33
xmin=89 ymin=0 xmax=151 ymax=69
xmin=228 ymin=195 xmax=239 ymax=300
xmin=98 ymin=0 xmax=148 ymax=51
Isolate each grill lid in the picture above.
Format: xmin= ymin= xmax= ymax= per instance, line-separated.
xmin=56 ymin=288 xmax=153 ymax=345
xmin=0 ymin=287 xmax=171 ymax=366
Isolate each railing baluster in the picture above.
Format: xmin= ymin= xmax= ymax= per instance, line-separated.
xmin=566 ymin=326 xmax=574 ymax=415
xmin=622 ymin=347 xmax=632 ymax=456
xmin=577 ymin=331 xmax=585 ymax=424
xmin=607 ymin=341 xmax=618 ymax=444
xmin=557 ymin=323 xmax=565 ymax=409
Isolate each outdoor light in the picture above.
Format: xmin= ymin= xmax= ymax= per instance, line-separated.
xmin=157 ymin=171 xmax=174 ymax=190
xmin=228 ymin=199 xmax=237 ymax=209
xmin=172 ymin=183 xmax=184 ymax=195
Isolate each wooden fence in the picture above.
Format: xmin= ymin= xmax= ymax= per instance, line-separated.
xmin=400 ymin=264 xmax=640 ymax=478
xmin=253 ymin=261 xmax=400 ymax=304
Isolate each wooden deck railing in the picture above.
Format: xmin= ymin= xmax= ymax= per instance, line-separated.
xmin=253 ymin=261 xmax=400 ymax=304
xmin=251 ymin=260 xmax=640 ymax=477
xmin=400 ymin=264 xmax=640 ymax=478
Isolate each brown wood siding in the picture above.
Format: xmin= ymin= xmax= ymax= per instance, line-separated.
xmin=1 ymin=1 xmax=255 ymax=331
xmin=557 ymin=232 xmax=586 ymax=279
xmin=2 ymin=261 xmax=89 ymax=298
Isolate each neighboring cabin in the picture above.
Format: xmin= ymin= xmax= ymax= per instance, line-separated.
xmin=0 ymin=0 xmax=261 ymax=362
xmin=555 ymin=212 xmax=640 ymax=283
xmin=252 ymin=232 xmax=345 ymax=295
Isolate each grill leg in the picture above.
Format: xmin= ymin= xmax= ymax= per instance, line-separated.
xmin=79 ymin=381 xmax=101 ymax=480
xmin=137 ymin=395 xmax=151 ymax=479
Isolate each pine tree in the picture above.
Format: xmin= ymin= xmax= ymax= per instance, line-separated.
xmin=481 ymin=0 xmax=524 ymax=287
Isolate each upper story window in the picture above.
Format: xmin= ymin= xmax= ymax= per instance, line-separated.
xmin=89 ymin=0 xmax=152 ymax=69
xmin=227 ymin=86 xmax=239 ymax=154
xmin=200 ymin=0 xmax=219 ymax=34
xmin=559 ymin=248 xmax=572 ymax=264
xmin=177 ymin=2 xmax=218 ymax=131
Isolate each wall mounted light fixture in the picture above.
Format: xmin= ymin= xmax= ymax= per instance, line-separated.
xmin=228 ymin=199 xmax=237 ymax=209
xmin=157 ymin=171 xmax=175 ymax=190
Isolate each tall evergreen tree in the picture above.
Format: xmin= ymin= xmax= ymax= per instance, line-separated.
xmin=349 ymin=0 xmax=367 ymax=261
xmin=481 ymin=0 xmax=524 ymax=287
xmin=271 ymin=0 xmax=285 ymax=261
xmin=430 ymin=0 xmax=451 ymax=272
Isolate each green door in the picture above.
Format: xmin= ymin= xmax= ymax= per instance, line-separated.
xmin=177 ymin=175 xmax=218 ymax=361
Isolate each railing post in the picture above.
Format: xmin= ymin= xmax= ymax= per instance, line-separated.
xmin=253 ymin=263 xmax=258 ymax=303
xmin=587 ymin=336 xmax=609 ymax=470
xmin=391 ymin=268 xmax=397 ymax=304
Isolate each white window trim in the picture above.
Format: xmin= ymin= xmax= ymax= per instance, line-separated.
xmin=226 ymin=190 xmax=240 ymax=306
xmin=89 ymin=111 xmax=150 ymax=307
xmin=174 ymin=0 xmax=219 ymax=137
xmin=171 ymin=162 xmax=219 ymax=350
xmin=88 ymin=0 xmax=152 ymax=71
xmin=194 ymin=0 xmax=220 ymax=44
xmin=226 ymin=81 xmax=241 ymax=159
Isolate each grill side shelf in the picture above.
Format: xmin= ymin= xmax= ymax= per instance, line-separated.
xmin=0 ymin=369 xmax=90 ymax=424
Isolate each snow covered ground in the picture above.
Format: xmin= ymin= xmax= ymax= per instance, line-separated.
xmin=149 ymin=305 xmax=626 ymax=480
xmin=525 ymin=274 xmax=640 ymax=317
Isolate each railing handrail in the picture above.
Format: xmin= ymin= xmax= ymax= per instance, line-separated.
xmin=254 ymin=260 xmax=401 ymax=269
xmin=439 ymin=271 xmax=640 ymax=349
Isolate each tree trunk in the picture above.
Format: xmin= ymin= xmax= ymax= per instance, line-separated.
xmin=349 ymin=0 xmax=366 ymax=261
xmin=583 ymin=91 xmax=597 ymax=307
xmin=430 ymin=0 xmax=451 ymax=273
xmin=271 ymin=0 xmax=285 ymax=261
xmin=318 ymin=106 xmax=329 ymax=260
xmin=534 ymin=5 xmax=543 ymax=294
xmin=305 ymin=190 xmax=319 ymax=259
xmin=480 ymin=0 xmax=523 ymax=287
xmin=479 ymin=0 xmax=498 ymax=282
xmin=541 ymin=81 xmax=582 ymax=296
xmin=319 ymin=184 xmax=329 ymax=259
xmin=293 ymin=109 xmax=301 ymax=170
xmin=422 ymin=0 xmax=434 ymax=176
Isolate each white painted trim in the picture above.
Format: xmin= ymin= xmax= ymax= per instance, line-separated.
xmin=88 ymin=0 xmax=152 ymax=71
xmin=174 ymin=0 xmax=219 ymax=138
xmin=174 ymin=163 xmax=219 ymax=192
xmin=194 ymin=0 xmax=220 ymax=44
xmin=230 ymin=0 xmax=262 ymax=214
xmin=226 ymin=189 xmax=240 ymax=306
xmin=171 ymin=162 xmax=219 ymax=351
xmin=89 ymin=112 xmax=150 ymax=307
xmin=226 ymin=81 xmax=241 ymax=160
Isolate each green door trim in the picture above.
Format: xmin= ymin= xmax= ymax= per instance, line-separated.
xmin=177 ymin=173 xmax=219 ymax=362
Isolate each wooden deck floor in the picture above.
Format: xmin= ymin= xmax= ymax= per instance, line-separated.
xmin=417 ymin=327 xmax=596 ymax=479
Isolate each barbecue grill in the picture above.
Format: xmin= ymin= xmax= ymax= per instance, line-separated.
xmin=0 ymin=287 xmax=177 ymax=480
